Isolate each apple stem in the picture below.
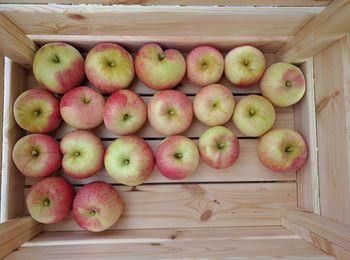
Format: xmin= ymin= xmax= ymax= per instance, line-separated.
xmin=249 ymin=109 xmax=256 ymax=116
xmin=33 ymin=110 xmax=41 ymax=116
xmin=32 ymin=150 xmax=39 ymax=157
xmin=75 ymin=151 xmax=80 ymax=157
xmin=123 ymin=114 xmax=129 ymax=120
xmin=123 ymin=159 xmax=130 ymax=165
xmin=285 ymin=80 xmax=292 ymax=87
xmin=243 ymin=60 xmax=249 ymax=66
xmin=89 ymin=210 xmax=96 ymax=216
xmin=217 ymin=143 xmax=225 ymax=149
xmin=285 ymin=146 xmax=294 ymax=153
xmin=51 ymin=54 xmax=60 ymax=63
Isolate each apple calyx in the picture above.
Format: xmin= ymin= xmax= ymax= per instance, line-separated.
xmin=168 ymin=109 xmax=175 ymax=116
xmin=74 ymin=151 xmax=81 ymax=157
xmin=107 ymin=60 xmax=116 ymax=67
xmin=42 ymin=198 xmax=50 ymax=207
xmin=123 ymin=114 xmax=129 ymax=121
xmin=123 ymin=159 xmax=130 ymax=165
xmin=217 ymin=142 xmax=225 ymax=150
xmin=158 ymin=53 xmax=165 ymax=61
xmin=31 ymin=149 xmax=39 ymax=157
xmin=33 ymin=110 xmax=41 ymax=117
xmin=285 ymin=146 xmax=294 ymax=153
xmin=89 ymin=210 xmax=96 ymax=217
xmin=243 ymin=60 xmax=249 ymax=66
xmin=249 ymin=109 xmax=256 ymax=117
xmin=82 ymin=97 xmax=91 ymax=104
xmin=51 ymin=54 xmax=60 ymax=64
xmin=285 ymin=80 xmax=292 ymax=87
xmin=173 ymin=152 xmax=183 ymax=160
xmin=202 ymin=62 xmax=208 ymax=69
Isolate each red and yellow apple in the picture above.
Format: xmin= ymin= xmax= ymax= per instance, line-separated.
xmin=61 ymin=130 xmax=104 ymax=179
xmin=85 ymin=43 xmax=134 ymax=94
xmin=156 ymin=135 xmax=199 ymax=180
xmin=233 ymin=95 xmax=275 ymax=137
xmin=199 ymin=126 xmax=240 ymax=169
xmin=104 ymin=136 xmax=155 ymax=186
xmin=104 ymin=90 xmax=147 ymax=135
xmin=14 ymin=89 xmax=61 ymax=133
xmin=12 ymin=134 xmax=61 ymax=178
xmin=193 ymin=84 xmax=235 ymax=126
xmin=33 ymin=42 xmax=84 ymax=94
xmin=148 ymin=90 xmax=193 ymax=136
xmin=261 ymin=62 xmax=306 ymax=107
xmin=224 ymin=45 xmax=265 ymax=88
xmin=26 ymin=176 xmax=74 ymax=224
xmin=73 ymin=181 xmax=123 ymax=232
xmin=60 ymin=86 xmax=105 ymax=129
xmin=135 ymin=43 xmax=186 ymax=90
xmin=257 ymin=128 xmax=308 ymax=172
xmin=186 ymin=46 xmax=224 ymax=86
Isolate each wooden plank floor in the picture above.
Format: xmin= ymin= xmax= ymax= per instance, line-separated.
xmin=5 ymin=227 xmax=334 ymax=259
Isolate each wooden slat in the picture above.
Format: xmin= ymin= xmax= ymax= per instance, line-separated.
xmin=25 ymin=139 xmax=296 ymax=186
xmin=282 ymin=208 xmax=350 ymax=260
xmin=5 ymin=227 xmax=333 ymax=259
xmin=0 ymin=5 xmax=322 ymax=37
xmin=1 ymin=60 xmax=27 ymax=221
xmin=29 ymin=35 xmax=288 ymax=53
xmin=51 ymin=96 xmax=294 ymax=139
xmin=41 ymin=182 xmax=296 ymax=231
xmin=0 ymin=54 xmax=4 ymax=182
xmin=314 ymin=36 xmax=350 ymax=225
xmin=0 ymin=0 xmax=333 ymax=6
xmin=294 ymin=59 xmax=320 ymax=214
xmin=277 ymin=0 xmax=350 ymax=62
xmin=0 ymin=14 xmax=37 ymax=69
xmin=0 ymin=217 xmax=42 ymax=259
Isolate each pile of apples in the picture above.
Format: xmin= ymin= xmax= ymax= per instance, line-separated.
xmin=12 ymin=42 xmax=308 ymax=232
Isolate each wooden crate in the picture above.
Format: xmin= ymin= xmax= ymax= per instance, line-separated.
xmin=0 ymin=0 xmax=349 ymax=259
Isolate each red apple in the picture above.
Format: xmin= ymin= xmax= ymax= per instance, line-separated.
xmin=186 ymin=46 xmax=224 ymax=86
xmin=14 ymin=89 xmax=61 ymax=133
xmin=135 ymin=43 xmax=186 ymax=90
xmin=193 ymin=84 xmax=235 ymax=126
xmin=261 ymin=62 xmax=306 ymax=107
xmin=12 ymin=134 xmax=61 ymax=178
xmin=73 ymin=181 xmax=123 ymax=232
xmin=26 ymin=176 xmax=74 ymax=224
xmin=257 ymin=128 xmax=308 ymax=172
xmin=224 ymin=45 xmax=266 ymax=88
xmin=104 ymin=90 xmax=147 ymax=135
xmin=148 ymin=90 xmax=193 ymax=136
xmin=60 ymin=86 xmax=105 ymax=129
xmin=199 ymin=126 xmax=240 ymax=169
xmin=33 ymin=42 xmax=85 ymax=94
xmin=104 ymin=136 xmax=155 ymax=186
xmin=156 ymin=135 xmax=199 ymax=180
xmin=61 ymin=130 xmax=104 ymax=179
xmin=85 ymin=43 xmax=134 ymax=93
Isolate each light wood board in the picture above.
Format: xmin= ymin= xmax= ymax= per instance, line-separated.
xmin=314 ymin=36 xmax=350 ymax=225
xmin=39 ymin=183 xmax=297 ymax=231
xmin=0 ymin=5 xmax=322 ymax=38
xmin=0 ymin=0 xmax=333 ymax=6
xmin=5 ymin=226 xmax=333 ymax=259
xmin=294 ymin=59 xmax=320 ymax=213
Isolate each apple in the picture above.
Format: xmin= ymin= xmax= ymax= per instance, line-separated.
xmin=198 ymin=126 xmax=240 ymax=169
xmin=85 ymin=43 xmax=134 ymax=94
xmin=104 ymin=90 xmax=147 ymax=135
xmin=104 ymin=136 xmax=155 ymax=186
xmin=156 ymin=135 xmax=199 ymax=180
xmin=61 ymin=130 xmax=104 ymax=179
xmin=73 ymin=181 xmax=123 ymax=232
xmin=135 ymin=43 xmax=186 ymax=90
xmin=12 ymin=134 xmax=61 ymax=178
xmin=33 ymin=42 xmax=84 ymax=94
xmin=224 ymin=45 xmax=266 ymax=88
xmin=257 ymin=128 xmax=308 ymax=172
xmin=60 ymin=86 xmax=105 ymax=129
xmin=261 ymin=62 xmax=306 ymax=107
xmin=14 ymin=89 xmax=61 ymax=133
xmin=148 ymin=90 xmax=193 ymax=136
xmin=26 ymin=176 xmax=74 ymax=224
xmin=186 ymin=46 xmax=224 ymax=86
xmin=193 ymin=84 xmax=235 ymax=126
xmin=233 ymin=95 xmax=275 ymax=137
